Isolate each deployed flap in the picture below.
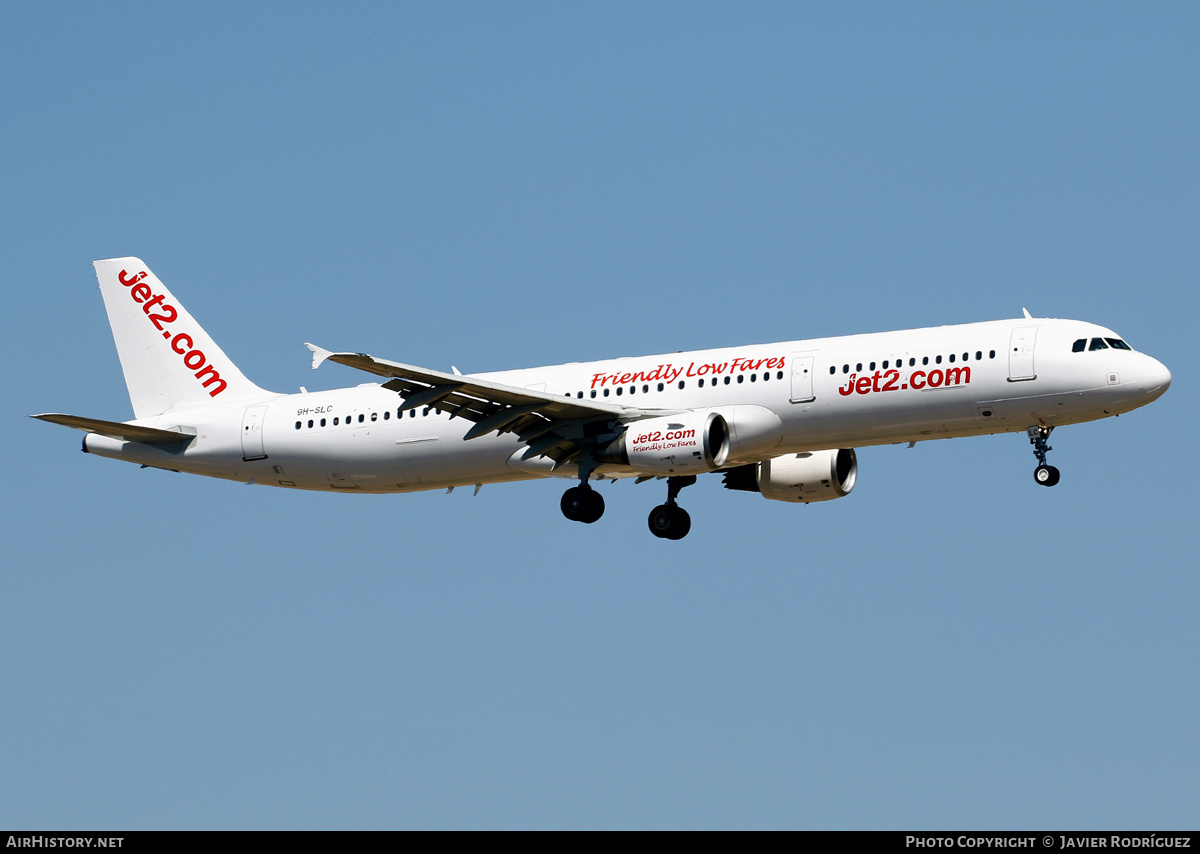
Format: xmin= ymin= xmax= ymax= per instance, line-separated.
xmin=31 ymin=413 xmax=193 ymax=445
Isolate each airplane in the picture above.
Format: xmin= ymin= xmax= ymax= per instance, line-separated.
xmin=33 ymin=258 xmax=1171 ymax=540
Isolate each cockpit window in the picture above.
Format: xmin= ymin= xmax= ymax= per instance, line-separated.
xmin=1089 ymin=338 xmax=1109 ymax=351
xmin=1106 ymin=338 xmax=1132 ymax=351
xmin=1072 ymin=339 xmax=1086 ymax=353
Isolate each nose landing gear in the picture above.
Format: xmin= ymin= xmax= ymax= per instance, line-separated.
xmin=648 ymin=475 xmax=696 ymax=540
xmin=1028 ymin=425 xmax=1060 ymax=487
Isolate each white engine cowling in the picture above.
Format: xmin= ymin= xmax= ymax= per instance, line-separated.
xmin=758 ymin=449 xmax=857 ymax=503
xmin=603 ymin=412 xmax=731 ymax=476
xmin=709 ymin=404 xmax=784 ymax=461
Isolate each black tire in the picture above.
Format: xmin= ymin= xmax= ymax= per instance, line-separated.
xmin=648 ymin=504 xmax=691 ymax=540
xmin=1034 ymin=464 xmax=1061 ymax=487
xmin=561 ymin=485 xmax=604 ymax=523
xmin=666 ymin=506 xmax=691 ymax=540
xmin=561 ymin=486 xmax=586 ymax=521
xmin=579 ymin=488 xmax=605 ymax=524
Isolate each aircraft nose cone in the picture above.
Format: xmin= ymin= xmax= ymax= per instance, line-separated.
xmin=1143 ymin=356 xmax=1171 ymax=399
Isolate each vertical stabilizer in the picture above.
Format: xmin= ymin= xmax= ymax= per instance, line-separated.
xmin=94 ymin=257 xmax=269 ymax=418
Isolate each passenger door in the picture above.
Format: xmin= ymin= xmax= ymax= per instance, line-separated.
xmin=240 ymin=405 xmax=269 ymax=461
xmin=789 ymin=354 xmax=815 ymax=403
xmin=1008 ymin=327 xmax=1038 ymax=382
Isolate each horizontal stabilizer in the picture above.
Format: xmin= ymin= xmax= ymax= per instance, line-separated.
xmin=31 ymin=413 xmax=193 ymax=445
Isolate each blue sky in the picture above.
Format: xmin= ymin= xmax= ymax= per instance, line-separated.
xmin=3 ymin=2 xmax=1197 ymax=829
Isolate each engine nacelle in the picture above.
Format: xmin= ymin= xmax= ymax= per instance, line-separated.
xmin=757 ymin=449 xmax=857 ymax=503
xmin=602 ymin=412 xmax=730 ymax=476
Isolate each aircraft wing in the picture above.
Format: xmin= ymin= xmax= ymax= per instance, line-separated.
xmin=306 ymin=344 xmax=668 ymax=465
xmin=31 ymin=413 xmax=193 ymax=445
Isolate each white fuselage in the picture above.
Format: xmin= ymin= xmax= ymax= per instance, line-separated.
xmin=82 ymin=316 xmax=1171 ymax=493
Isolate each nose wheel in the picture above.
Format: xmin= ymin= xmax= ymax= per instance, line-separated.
xmin=1034 ymin=464 xmax=1060 ymax=487
xmin=1028 ymin=426 xmax=1060 ymax=487
xmin=648 ymin=475 xmax=696 ymax=540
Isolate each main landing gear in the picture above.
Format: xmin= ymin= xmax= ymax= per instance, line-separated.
xmin=561 ymin=454 xmax=606 ymax=524
xmin=560 ymin=474 xmax=697 ymax=540
xmin=559 ymin=453 xmax=696 ymax=539
xmin=561 ymin=484 xmax=605 ymax=524
xmin=647 ymin=475 xmax=696 ymax=540
xmin=1027 ymin=425 xmax=1061 ymax=487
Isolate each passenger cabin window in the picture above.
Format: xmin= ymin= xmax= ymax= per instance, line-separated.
xmin=1089 ymin=338 xmax=1109 ymax=351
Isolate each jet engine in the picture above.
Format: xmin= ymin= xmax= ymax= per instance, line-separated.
xmin=600 ymin=412 xmax=730 ymax=476
xmin=723 ymin=448 xmax=857 ymax=503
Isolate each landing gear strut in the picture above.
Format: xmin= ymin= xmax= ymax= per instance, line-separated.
xmin=648 ymin=475 xmax=695 ymax=540
xmin=1027 ymin=425 xmax=1060 ymax=487
xmin=561 ymin=455 xmax=604 ymax=524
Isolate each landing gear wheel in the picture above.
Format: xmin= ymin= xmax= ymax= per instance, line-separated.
xmin=648 ymin=503 xmax=691 ymax=540
xmin=1034 ymin=464 xmax=1060 ymax=487
xmin=561 ymin=485 xmax=605 ymax=523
